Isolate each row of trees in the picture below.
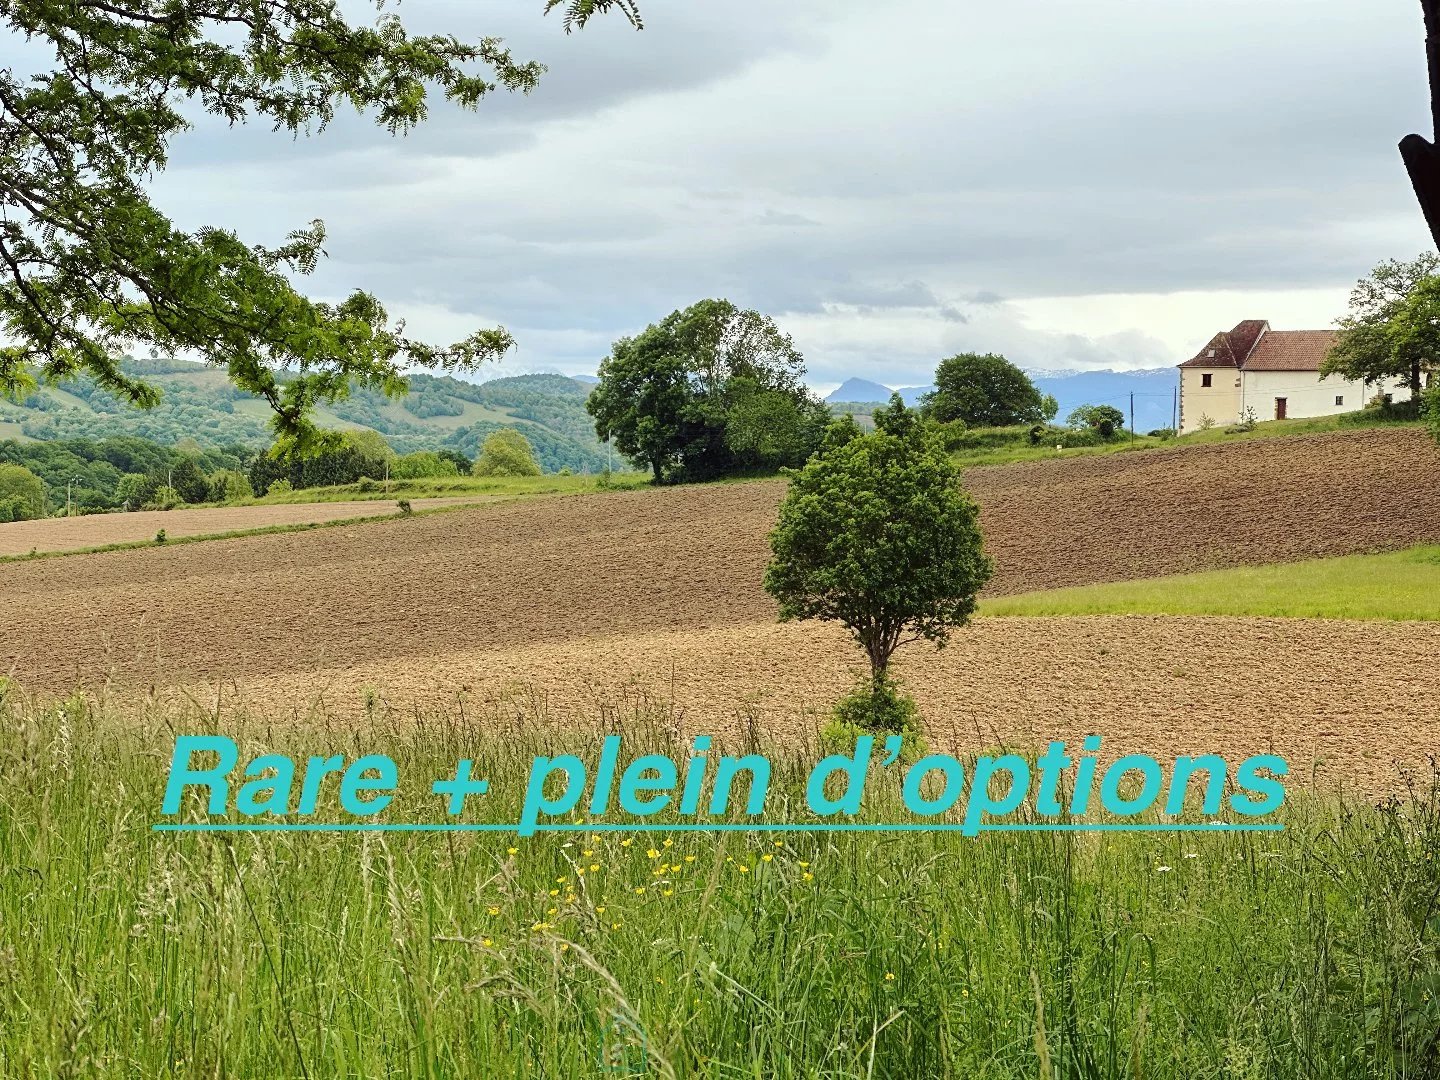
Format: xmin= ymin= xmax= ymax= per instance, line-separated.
xmin=248 ymin=429 xmax=543 ymax=496
xmin=586 ymin=305 xmax=1151 ymax=484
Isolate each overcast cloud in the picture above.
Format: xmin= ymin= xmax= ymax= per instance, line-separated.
xmin=42 ymin=1 xmax=1440 ymax=388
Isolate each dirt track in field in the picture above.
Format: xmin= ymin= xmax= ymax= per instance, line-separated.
xmin=2 ymin=426 xmax=1439 ymax=791
xmin=0 ymin=497 xmax=493 ymax=557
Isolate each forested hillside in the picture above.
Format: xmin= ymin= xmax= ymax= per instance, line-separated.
xmin=0 ymin=359 xmax=613 ymax=474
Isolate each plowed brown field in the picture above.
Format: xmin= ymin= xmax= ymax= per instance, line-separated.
xmin=0 ymin=496 xmax=493 ymax=557
xmin=3 ymin=426 xmax=1438 ymax=791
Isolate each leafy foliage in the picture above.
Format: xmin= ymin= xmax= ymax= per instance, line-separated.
xmin=0 ymin=462 xmax=44 ymax=521
xmin=1322 ymin=254 xmax=1440 ymax=400
xmin=0 ymin=360 xmax=612 ymax=472
xmin=248 ymin=431 xmax=393 ymax=495
xmin=0 ymin=1 xmax=630 ymax=455
xmin=587 ymin=299 xmax=830 ymax=482
xmin=391 ymin=451 xmax=459 ymax=480
xmin=828 ymin=674 xmax=922 ymax=737
xmin=764 ymin=395 xmax=993 ymax=688
xmin=921 ymin=353 xmax=1049 ymax=427
xmin=0 ymin=434 xmax=249 ymax=511
xmin=472 ymin=429 xmax=542 ymax=477
xmin=1066 ymin=403 xmax=1126 ymax=439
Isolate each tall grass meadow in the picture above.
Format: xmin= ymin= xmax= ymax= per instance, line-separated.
xmin=1 ymin=684 xmax=1438 ymax=1077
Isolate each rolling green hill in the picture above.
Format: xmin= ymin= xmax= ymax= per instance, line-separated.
xmin=0 ymin=358 xmax=614 ymax=474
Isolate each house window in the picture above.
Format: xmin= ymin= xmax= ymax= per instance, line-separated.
xmin=1335 ymin=395 xmax=1344 ymax=406
xmin=1201 ymin=373 xmax=1213 ymax=387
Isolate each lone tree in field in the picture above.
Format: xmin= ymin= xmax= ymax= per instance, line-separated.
xmin=764 ymin=395 xmax=992 ymax=720
xmin=472 ymin=429 xmax=543 ymax=477
xmin=0 ymin=0 xmax=636 ymax=458
xmin=586 ymin=298 xmax=828 ymax=483
xmin=1321 ymin=253 xmax=1440 ymax=404
xmin=921 ymin=353 xmax=1050 ymax=427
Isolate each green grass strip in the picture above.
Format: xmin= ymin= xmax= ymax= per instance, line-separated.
xmin=982 ymin=544 xmax=1440 ymax=621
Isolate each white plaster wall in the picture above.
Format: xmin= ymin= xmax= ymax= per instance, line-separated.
xmin=1237 ymin=370 xmax=1411 ymax=422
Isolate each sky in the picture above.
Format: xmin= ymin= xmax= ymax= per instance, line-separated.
xmin=20 ymin=0 xmax=1438 ymax=393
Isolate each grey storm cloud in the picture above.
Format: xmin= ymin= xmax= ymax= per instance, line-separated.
xmin=117 ymin=0 xmax=1439 ymax=384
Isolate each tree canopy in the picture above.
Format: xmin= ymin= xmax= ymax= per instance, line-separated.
xmin=1321 ymin=253 xmax=1440 ymax=401
xmin=0 ymin=462 xmax=44 ymax=521
xmin=0 ymin=1 xmax=632 ymax=457
xmin=921 ymin=353 xmax=1050 ymax=427
xmin=1067 ymin=403 xmax=1126 ymax=438
xmin=472 ymin=428 xmax=542 ymax=477
xmin=764 ymin=394 xmax=993 ymax=690
xmin=586 ymin=299 xmax=831 ymax=482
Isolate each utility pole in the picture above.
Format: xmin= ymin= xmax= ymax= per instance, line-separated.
xmin=66 ymin=476 xmax=76 ymax=517
xmin=1129 ymin=392 xmax=1135 ymax=445
xmin=1172 ymin=385 xmax=1178 ymax=433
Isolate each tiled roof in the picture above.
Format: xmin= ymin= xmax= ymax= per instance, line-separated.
xmin=1178 ymin=320 xmax=1268 ymax=369
xmin=1241 ymin=330 xmax=1339 ymax=371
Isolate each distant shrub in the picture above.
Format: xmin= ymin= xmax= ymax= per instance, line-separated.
xmin=208 ymin=469 xmax=253 ymax=503
xmin=397 ymin=499 xmax=413 ymax=515
xmin=143 ymin=486 xmax=182 ymax=511
xmin=926 ymin=418 xmax=971 ymax=453
xmin=1225 ymin=406 xmax=1260 ymax=435
xmin=154 ymin=529 xmax=167 ymax=544
xmin=392 ymin=451 xmax=459 ymax=480
xmin=1341 ymin=393 xmax=1424 ymax=425
xmin=1198 ymin=413 xmax=1216 ymax=431
xmin=1067 ymin=404 xmax=1126 ymax=440
xmin=356 ymin=477 xmax=379 ymax=493
xmin=267 ymin=479 xmax=293 ymax=496
xmin=473 ymin=429 xmax=542 ymax=477
xmin=1147 ymin=428 xmax=1176 ymax=440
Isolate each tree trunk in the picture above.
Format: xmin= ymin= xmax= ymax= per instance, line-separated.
xmin=651 ymin=459 xmax=662 ymax=484
xmin=1413 ymin=357 xmax=1424 ymax=399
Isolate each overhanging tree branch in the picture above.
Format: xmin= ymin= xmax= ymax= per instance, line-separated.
xmin=1403 ymin=1 xmax=1440 ymax=249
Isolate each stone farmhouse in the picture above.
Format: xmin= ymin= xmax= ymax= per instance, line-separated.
xmin=1176 ymin=319 xmax=1424 ymax=434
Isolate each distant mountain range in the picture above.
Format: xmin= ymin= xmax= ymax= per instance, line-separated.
xmin=824 ymin=367 xmax=1179 ymax=432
